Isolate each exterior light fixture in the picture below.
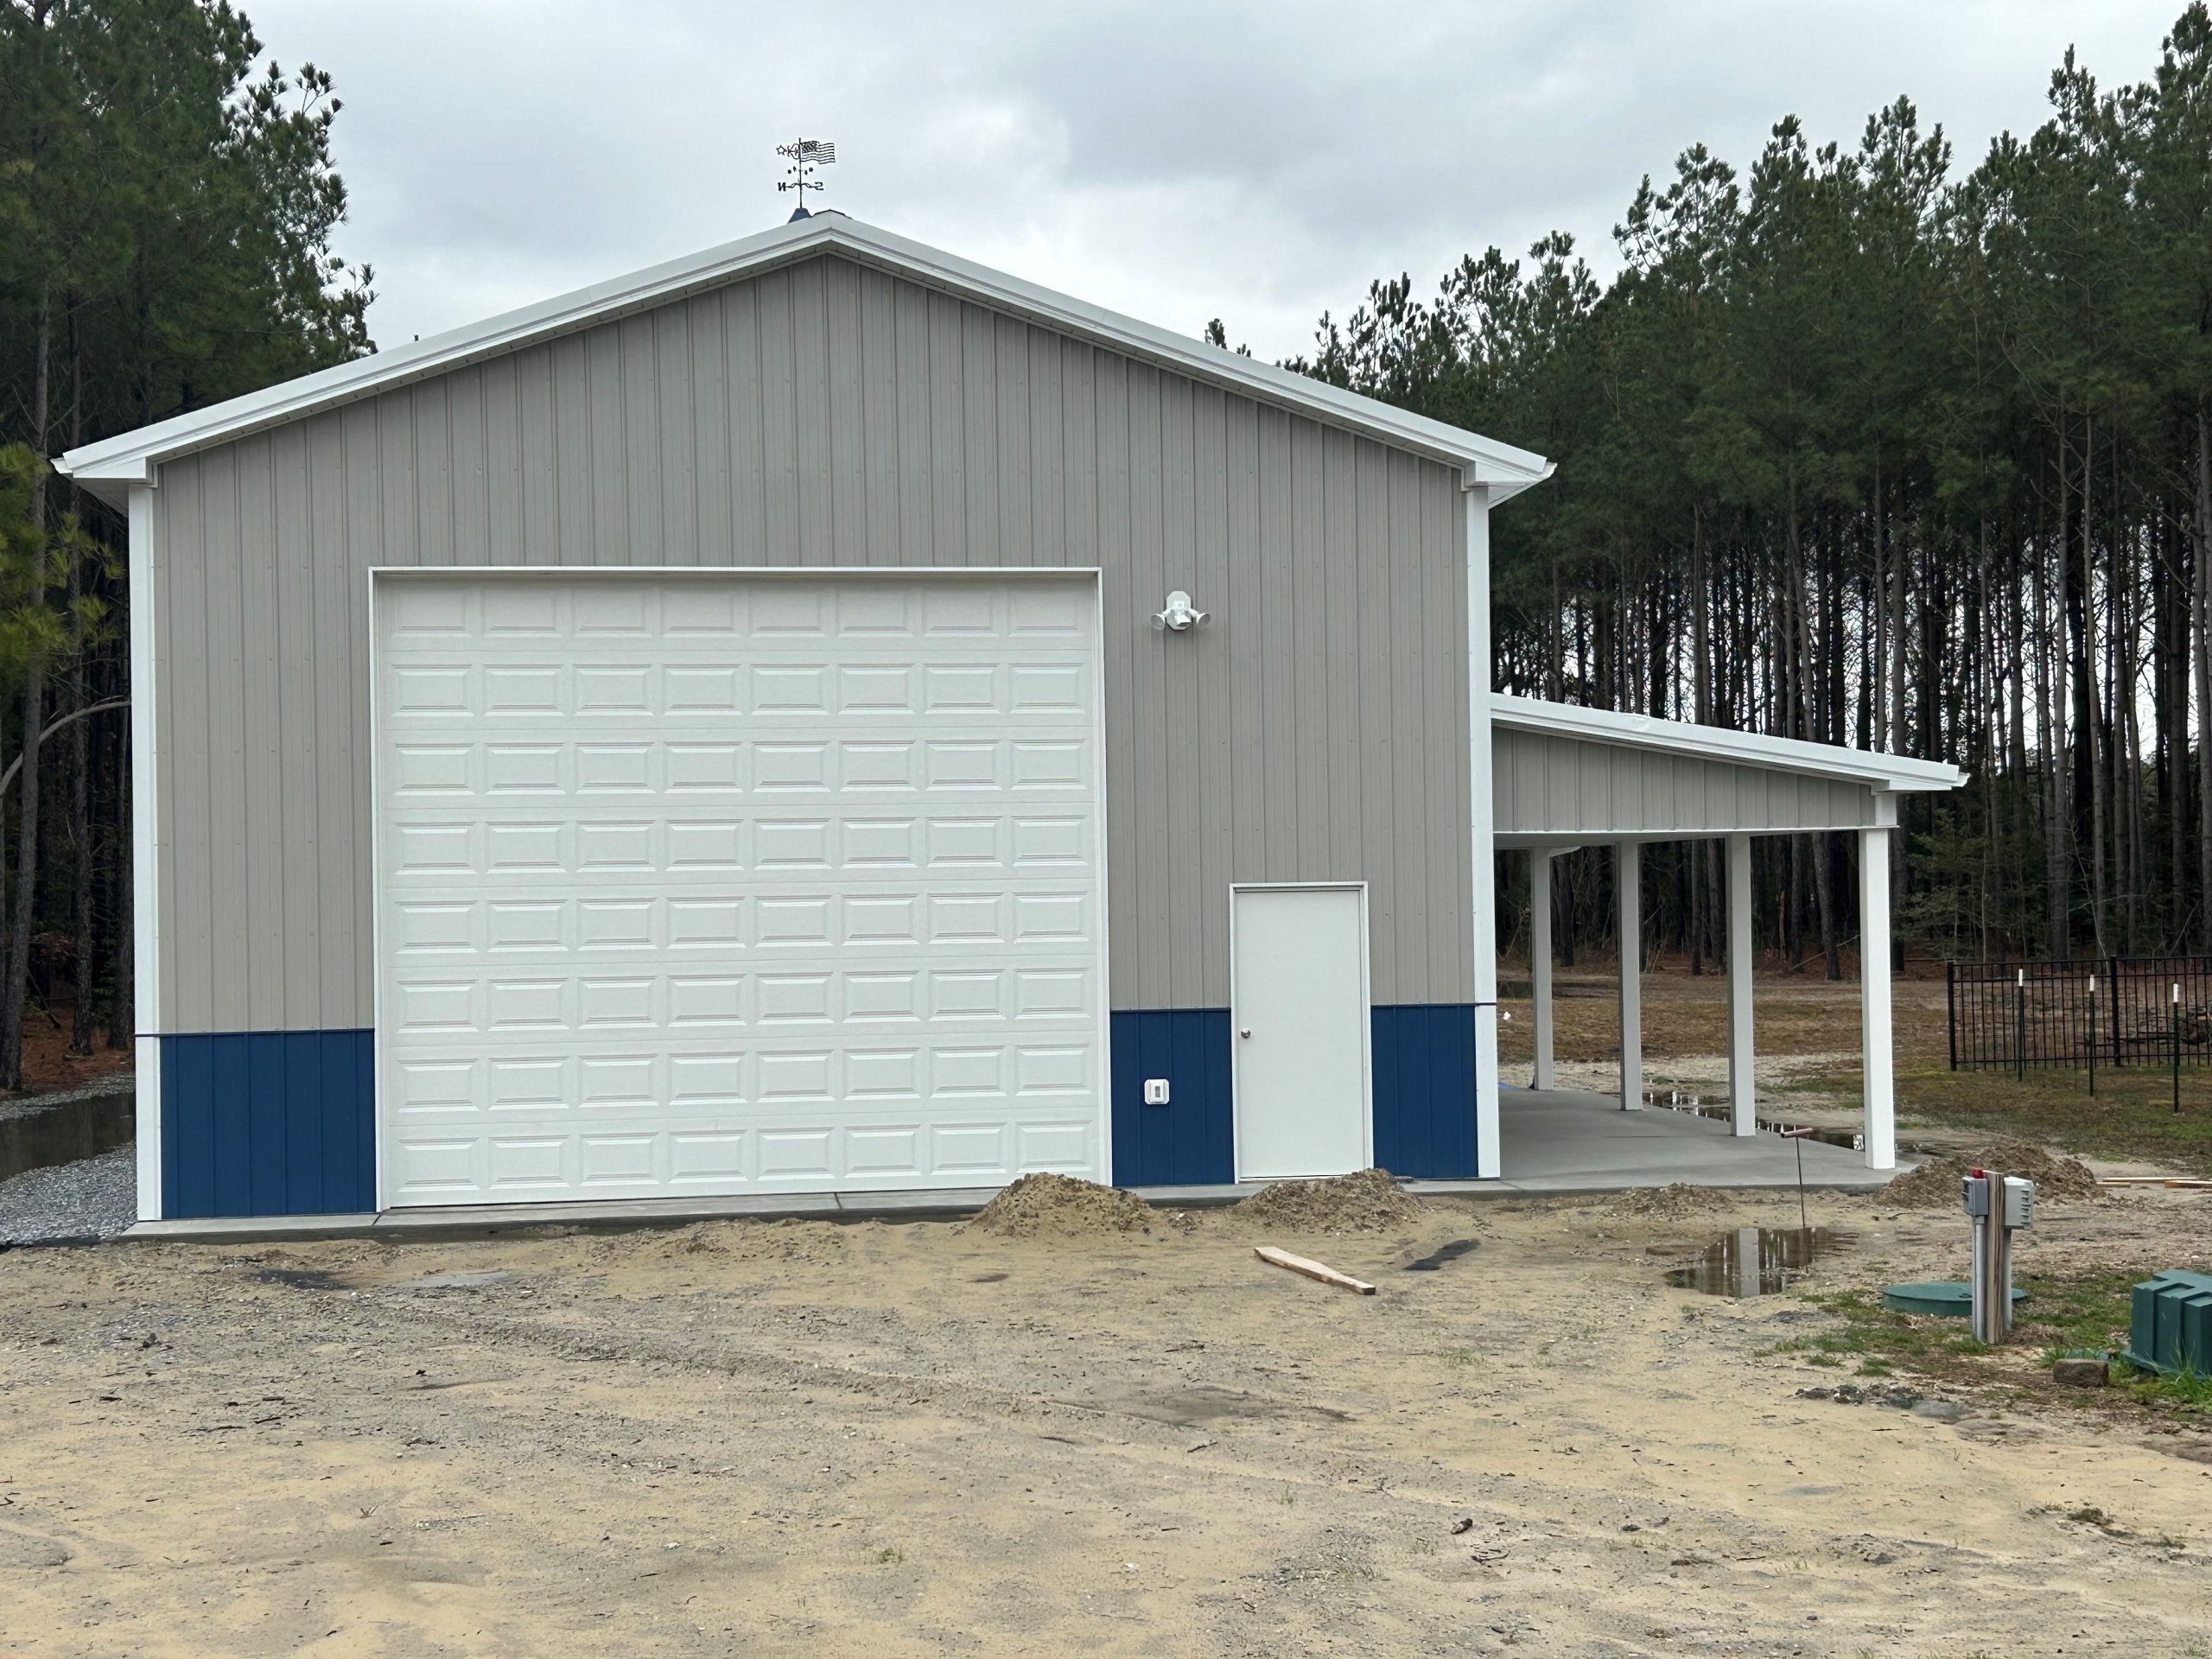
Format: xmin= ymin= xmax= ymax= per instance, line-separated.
xmin=1151 ymin=590 xmax=1210 ymax=632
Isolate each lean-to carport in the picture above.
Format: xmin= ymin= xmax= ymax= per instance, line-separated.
xmin=1488 ymin=695 xmax=1965 ymax=1172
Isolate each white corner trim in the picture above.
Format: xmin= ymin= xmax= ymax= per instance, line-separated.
xmin=128 ymin=483 xmax=162 ymax=1221
xmin=1465 ymin=486 xmax=1503 ymax=1179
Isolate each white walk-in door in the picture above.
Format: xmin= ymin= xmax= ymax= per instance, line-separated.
xmin=1231 ymin=886 xmax=1370 ymax=1180
xmin=373 ymin=572 xmax=1107 ymax=1206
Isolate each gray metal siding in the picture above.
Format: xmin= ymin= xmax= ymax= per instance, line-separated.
xmin=148 ymin=253 xmax=1476 ymax=1035
xmin=1491 ymin=727 xmax=1878 ymax=837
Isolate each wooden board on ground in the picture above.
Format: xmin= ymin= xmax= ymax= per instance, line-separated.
xmin=1255 ymin=1245 xmax=1376 ymax=1294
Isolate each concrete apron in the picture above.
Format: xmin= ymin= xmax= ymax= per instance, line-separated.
xmin=118 ymin=1088 xmax=1902 ymax=1243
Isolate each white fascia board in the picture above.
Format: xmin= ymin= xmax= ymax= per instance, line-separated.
xmin=58 ymin=216 xmax=839 ymax=502
xmin=1491 ymin=693 xmax=1966 ymax=793
xmin=58 ymin=215 xmax=1552 ymax=501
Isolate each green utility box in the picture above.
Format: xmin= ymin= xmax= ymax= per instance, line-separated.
xmin=2124 ymin=1269 xmax=2212 ymax=1377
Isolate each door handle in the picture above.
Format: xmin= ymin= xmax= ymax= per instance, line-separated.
xmin=1238 ymin=1028 xmax=1252 ymax=1039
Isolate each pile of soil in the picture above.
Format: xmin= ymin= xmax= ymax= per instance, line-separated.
xmin=968 ymin=1173 xmax=1159 ymax=1238
xmin=1879 ymin=1142 xmax=2101 ymax=1208
xmin=1231 ymin=1167 xmax=1423 ymax=1234
xmin=1597 ymin=1182 xmax=1741 ymax=1219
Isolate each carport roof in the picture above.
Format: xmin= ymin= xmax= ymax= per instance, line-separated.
xmin=1491 ymin=695 xmax=1966 ymax=794
xmin=58 ymin=213 xmax=1554 ymax=509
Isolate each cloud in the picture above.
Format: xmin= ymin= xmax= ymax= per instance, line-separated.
xmin=246 ymin=0 xmax=2181 ymax=359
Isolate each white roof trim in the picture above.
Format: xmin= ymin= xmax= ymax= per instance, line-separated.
xmin=57 ymin=214 xmax=1552 ymax=505
xmin=1491 ymin=694 xmax=1965 ymax=793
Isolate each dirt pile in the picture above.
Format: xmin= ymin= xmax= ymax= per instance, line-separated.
xmin=1231 ymin=1168 xmax=1423 ymax=1234
xmin=1879 ymin=1143 xmax=2101 ymax=1208
xmin=967 ymin=1173 xmax=1160 ymax=1238
xmin=1597 ymin=1182 xmax=1741 ymax=1220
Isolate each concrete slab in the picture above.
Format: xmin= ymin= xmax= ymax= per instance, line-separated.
xmin=368 ymin=1191 xmax=844 ymax=1236
xmin=831 ymin=1187 xmax=1001 ymax=1218
xmin=1128 ymin=1184 xmax=1252 ymax=1206
xmin=1491 ymin=1088 xmax=1899 ymax=1193
xmin=117 ymin=1090 xmax=1897 ymax=1241
xmin=124 ymin=1214 xmax=379 ymax=1243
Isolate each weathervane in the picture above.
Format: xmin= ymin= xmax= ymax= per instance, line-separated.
xmin=777 ymin=139 xmax=836 ymax=214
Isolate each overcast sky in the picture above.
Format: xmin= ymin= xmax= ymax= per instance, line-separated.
xmin=246 ymin=0 xmax=2183 ymax=363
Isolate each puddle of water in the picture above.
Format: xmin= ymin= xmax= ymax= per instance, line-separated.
xmin=0 ymin=1090 xmax=134 ymax=1185
xmin=1644 ymin=1094 xmax=1875 ymax=1153
xmin=1663 ymin=1226 xmax=1857 ymax=1297
xmin=1403 ymin=1239 xmax=1480 ymax=1272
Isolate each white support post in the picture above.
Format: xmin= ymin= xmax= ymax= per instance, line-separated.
xmin=1464 ymin=483 xmax=1502 ymax=1177
xmin=1617 ymin=841 xmax=1642 ymax=1110
xmin=1859 ymin=823 xmax=1897 ymax=1170
xmin=1726 ymin=832 xmax=1756 ymax=1137
xmin=1529 ymin=849 xmax=1554 ymax=1092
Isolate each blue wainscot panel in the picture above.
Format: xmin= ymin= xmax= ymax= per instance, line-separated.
xmin=1109 ymin=1009 xmax=1234 ymax=1187
xmin=1371 ymin=1003 xmax=1478 ymax=1179
xmin=161 ymin=1030 xmax=375 ymax=1218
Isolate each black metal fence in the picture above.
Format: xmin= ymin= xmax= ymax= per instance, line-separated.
xmin=1947 ymin=957 xmax=2212 ymax=1071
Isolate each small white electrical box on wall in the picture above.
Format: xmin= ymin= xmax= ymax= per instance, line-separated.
xmin=1143 ymin=1078 xmax=1171 ymax=1106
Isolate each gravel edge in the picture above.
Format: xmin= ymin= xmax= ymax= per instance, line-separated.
xmin=0 ymin=1143 xmax=137 ymax=1245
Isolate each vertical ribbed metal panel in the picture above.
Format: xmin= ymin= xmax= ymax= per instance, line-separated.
xmin=1490 ymin=728 xmax=1878 ymax=836
xmin=147 ymin=251 xmax=1478 ymax=1033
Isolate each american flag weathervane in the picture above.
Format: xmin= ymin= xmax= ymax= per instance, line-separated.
xmin=777 ymin=139 xmax=836 ymax=208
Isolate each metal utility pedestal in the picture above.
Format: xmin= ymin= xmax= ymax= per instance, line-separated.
xmin=1961 ymin=1170 xmax=2035 ymax=1344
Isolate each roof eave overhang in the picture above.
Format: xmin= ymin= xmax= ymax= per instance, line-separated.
xmin=1470 ymin=459 xmax=1558 ymax=505
xmin=1490 ymin=694 xmax=1966 ymax=794
xmin=58 ymin=216 xmax=1553 ymax=503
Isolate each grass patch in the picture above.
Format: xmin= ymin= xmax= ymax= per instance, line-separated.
xmin=1796 ymin=1271 xmax=2212 ymax=1419
xmin=2113 ymin=1358 xmax=2212 ymax=1411
xmin=1776 ymin=1274 xmax=2177 ymax=1408
xmin=1785 ymin=1061 xmax=2212 ymax=1173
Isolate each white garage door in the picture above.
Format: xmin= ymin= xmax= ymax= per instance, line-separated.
xmin=372 ymin=571 xmax=1107 ymax=1207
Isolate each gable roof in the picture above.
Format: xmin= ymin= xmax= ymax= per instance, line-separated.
xmin=57 ymin=213 xmax=1554 ymax=509
xmin=1491 ymin=694 xmax=1965 ymax=794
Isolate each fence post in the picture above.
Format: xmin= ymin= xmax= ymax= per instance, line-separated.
xmin=2016 ymin=969 xmax=2026 ymax=1083
xmin=1946 ymin=959 xmax=1957 ymax=1071
xmin=2175 ymin=982 xmax=2183 ymax=1117
xmin=2088 ymin=971 xmax=2097 ymax=1098
xmin=2111 ymin=956 xmax=2123 ymax=1069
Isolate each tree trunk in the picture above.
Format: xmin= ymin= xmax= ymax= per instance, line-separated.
xmin=67 ymin=296 xmax=93 ymax=1054
xmin=2196 ymin=399 xmax=2212 ymax=953
xmin=2081 ymin=413 xmax=2110 ymax=958
xmin=3 ymin=289 xmax=52 ymax=1091
xmin=2 ymin=665 xmax=47 ymax=1090
xmin=2041 ymin=449 xmax=2071 ymax=957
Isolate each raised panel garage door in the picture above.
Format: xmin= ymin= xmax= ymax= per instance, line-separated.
xmin=372 ymin=572 xmax=1107 ymax=1207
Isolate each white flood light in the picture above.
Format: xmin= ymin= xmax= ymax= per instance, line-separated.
xmin=1152 ymin=590 xmax=1210 ymax=632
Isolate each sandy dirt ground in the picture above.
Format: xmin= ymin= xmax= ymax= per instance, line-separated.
xmin=4 ymin=1183 xmax=2209 ymax=1657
